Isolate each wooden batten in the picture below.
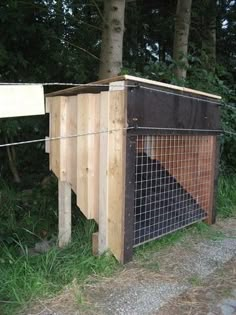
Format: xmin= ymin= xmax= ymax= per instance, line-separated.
xmin=64 ymin=96 xmax=77 ymax=192
xmin=76 ymin=93 xmax=100 ymax=222
xmin=46 ymin=96 xmax=63 ymax=178
xmin=98 ymin=90 xmax=127 ymax=262
xmin=98 ymin=92 xmax=109 ymax=253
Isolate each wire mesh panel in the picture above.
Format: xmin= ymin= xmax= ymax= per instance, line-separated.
xmin=134 ymin=135 xmax=214 ymax=246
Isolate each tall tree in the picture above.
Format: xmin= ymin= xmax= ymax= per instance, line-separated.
xmin=202 ymin=0 xmax=217 ymax=71
xmin=99 ymin=0 xmax=126 ymax=79
xmin=173 ymin=0 xmax=192 ymax=80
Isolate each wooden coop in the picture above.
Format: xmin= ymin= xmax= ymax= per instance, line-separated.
xmin=46 ymin=75 xmax=221 ymax=263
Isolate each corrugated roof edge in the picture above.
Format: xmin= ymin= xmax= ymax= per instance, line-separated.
xmin=46 ymin=75 xmax=221 ymax=100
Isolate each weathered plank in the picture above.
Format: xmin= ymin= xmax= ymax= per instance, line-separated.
xmin=65 ymin=96 xmax=77 ymax=192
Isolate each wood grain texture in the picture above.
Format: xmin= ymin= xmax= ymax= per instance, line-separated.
xmin=64 ymin=96 xmax=77 ymax=192
xmin=106 ymin=90 xmax=126 ymax=262
xmin=97 ymin=90 xmax=127 ymax=262
xmin=98 ymin=92 xmax=109 ymax=253
xmin=76 ymin=94 xmax=100 ymax=221
xmin=47 ymin=96 xmax=63 ymax=178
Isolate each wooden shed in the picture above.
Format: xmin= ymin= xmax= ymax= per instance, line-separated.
xmin=46 ymin=75 xmax=221 ymax=263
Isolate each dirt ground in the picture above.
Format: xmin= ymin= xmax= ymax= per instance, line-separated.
xmin=23 ymin=218 xmax=236 ymax=315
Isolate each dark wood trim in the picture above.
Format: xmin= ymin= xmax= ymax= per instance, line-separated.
xmin=127 ymin=129 xmax=222 ymax=136
xmin=127 ymin=86 xmax=221 ymax=132
xmin=122 ymin=135 xmax=136 ymax=263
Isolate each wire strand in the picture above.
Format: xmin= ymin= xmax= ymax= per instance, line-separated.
xmin=0 ymin=127 xmax=135 ymax=148
xmin=0 ymin=82 xmax=136 ymax=88
xmin=139 ymin=85 xmax=221 ymax=105
xmin=0 ymin=127 xmax=235 ymax=149
xmin=136 ymin=126 xmax=223 ymax=133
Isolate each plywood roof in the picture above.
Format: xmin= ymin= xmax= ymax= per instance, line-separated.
xmin=47 ymin=75 xmax=221 ymax=100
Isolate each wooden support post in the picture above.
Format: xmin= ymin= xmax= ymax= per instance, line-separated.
xmin=58 ymin=180 xmax=72 ymax=247
xmin=98 ymin=88 xmax=127 ymax=262
xmin=98 ymin=92 xmax=109 ymax=254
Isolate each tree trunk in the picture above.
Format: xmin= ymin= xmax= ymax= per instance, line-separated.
xmin=173 ymin=0 xmax=192 ymax=80
xmin=99 ymin=0 xmax=126 ymax=79
xmin=202 ymin=0 xmax=216 ymax=71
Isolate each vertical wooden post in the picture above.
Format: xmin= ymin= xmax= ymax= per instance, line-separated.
xmin=98 ymin=92 xmax=109 ymax=254
xmin=97 ymin=85 xmax=127 ymax=262
xmin=58 ymin=180 xmax=72 ymax=247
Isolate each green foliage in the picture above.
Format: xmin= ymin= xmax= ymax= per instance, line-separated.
xmin=0 ymin=0 xmax=101 ymax=83
xmin=0 ymin=176 xmax=58 ymax=245
xmin=217 ymin=175 xmax=236 ymax=218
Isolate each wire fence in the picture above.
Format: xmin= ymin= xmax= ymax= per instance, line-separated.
xmin=134 ymin=134 xmax=212 ymax=246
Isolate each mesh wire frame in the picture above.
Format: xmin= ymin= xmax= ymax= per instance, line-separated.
xmin=134 ymin=134 xmax=214 ymax=247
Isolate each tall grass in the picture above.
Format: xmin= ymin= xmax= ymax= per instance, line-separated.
xmin=0 ymin=221 xmax=118 ymax=315
xmin=217 ymin=175 xmax=236 ymax=218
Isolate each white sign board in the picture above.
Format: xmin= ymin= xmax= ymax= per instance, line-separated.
xmin=0 ymin=84 xmax=45 ymax=118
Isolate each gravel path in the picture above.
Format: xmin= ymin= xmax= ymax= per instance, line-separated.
xmin=86 ymin=238 xmax=236 ymax=315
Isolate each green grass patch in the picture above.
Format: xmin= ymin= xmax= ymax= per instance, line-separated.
xmin=217 ymin=175 xmax=236 ymax=218
xmin=188 ymin=275 xmax=203 ymax=286
xmin=0 ymin=221 xmax=119 ymax=315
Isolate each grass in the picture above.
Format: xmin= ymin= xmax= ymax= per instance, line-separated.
xmin=0 ymin=174 xmax=235 ymax=314
xmin=0 ymin=220 xmax=119 ymax=315
xmin=217 ymin=175 xmax=236 ymax=218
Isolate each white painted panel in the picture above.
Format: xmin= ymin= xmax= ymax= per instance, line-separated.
xmin=0 ymin=85 xmax=45 ymax=118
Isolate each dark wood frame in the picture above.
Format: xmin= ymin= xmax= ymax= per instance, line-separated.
xmin=121 ymin=83 xmax=221 ymax=263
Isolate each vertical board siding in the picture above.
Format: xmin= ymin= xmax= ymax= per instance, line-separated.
xmin=76 ymin=94 xmax=100 ymax=221
xmin=98 ymin=90 xmax=127 ymax=262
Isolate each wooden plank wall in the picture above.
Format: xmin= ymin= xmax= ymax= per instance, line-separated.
xmin=47 ymin=94 xmax=100 ymax=222
xmin=47 ymin=91 xmax=127 ymax=262
xmin=46 ymin=96 xmax=77 ymax=191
